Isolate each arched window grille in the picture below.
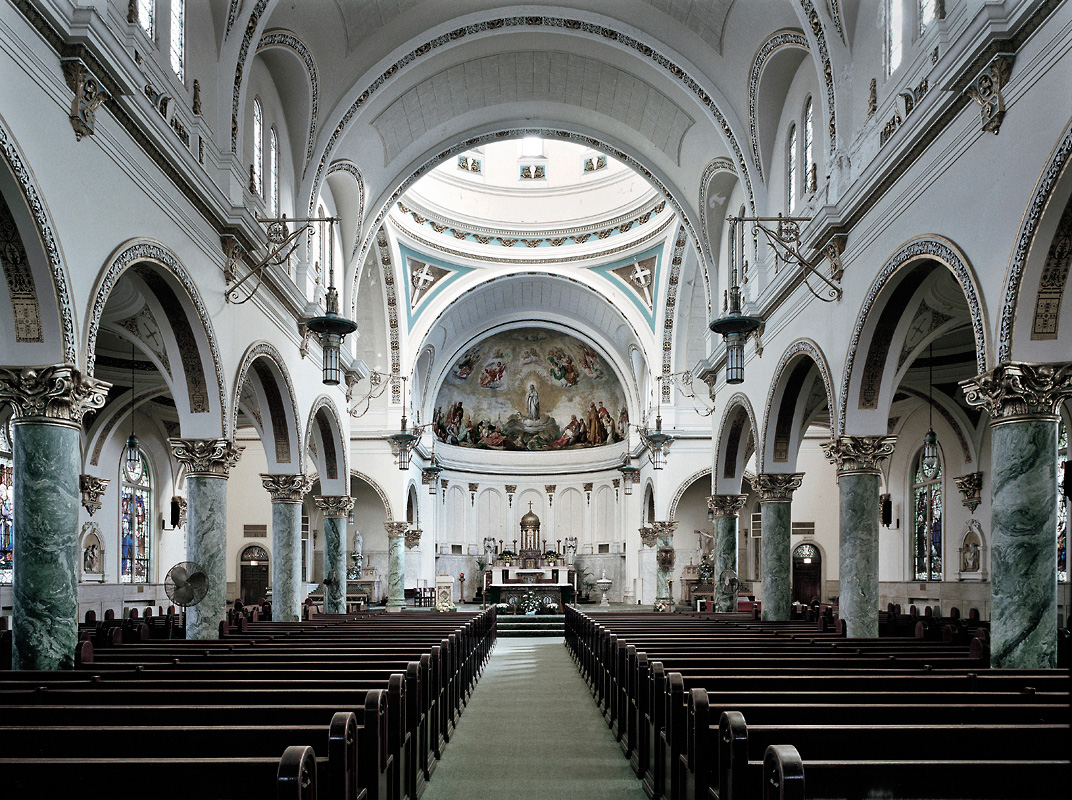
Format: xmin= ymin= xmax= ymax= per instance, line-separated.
xmin=120 ymin=450 xmax=152 ymax=584
xmin=912 ymin=444 xmax=943 ymax=581
xmin=252 ymin=98 xmax=263 ymax=197
xmin=269 ymin=128 xmax=279 ymax=217
xmin=169 ymin=0 xmax=185 ymax=82
xmin=787 ymin=123 xmax=798 ymax=213
xmin=0 ymin=421 xmax=13 ymax=585
xmin=803 ymin=97 xmax=814 ymax=192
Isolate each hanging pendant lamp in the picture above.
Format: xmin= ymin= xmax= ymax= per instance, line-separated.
xmin=922 ymin=342 xmax=939 ymax=473
xmin=124 ymin=343 xmax=142 ymax=482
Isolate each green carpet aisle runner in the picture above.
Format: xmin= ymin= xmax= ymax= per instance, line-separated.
xmin=422 ymin=636 xmax=648 ymax=800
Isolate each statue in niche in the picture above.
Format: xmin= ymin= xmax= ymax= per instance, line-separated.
xmin=83 ymin=542 xmax=100 ymax=573
xmin=961 ymin=519 xmax=983 ymax=573
xmin=526 ymin=383 xmax=540 ymax=421
xmin=80 ymin=522 xmax=104 ymax=578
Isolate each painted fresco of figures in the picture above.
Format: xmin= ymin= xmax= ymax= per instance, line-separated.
xmin=433 ymin=327 xmax=627 ymax=451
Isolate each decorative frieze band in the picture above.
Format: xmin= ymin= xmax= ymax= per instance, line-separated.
xmin=260 ymin=474 xmax=312 ymax=504
xmin=960 ymin=361 xmax=1072 ymax=422
xmin=954 ymin=472 xmax=984 ymax=513
xmin=169 ymin=437 xmax=244 ymax=478
xmin=708 ymin=494 xmax=748 ymax=518
xmin=314 ymin=493 xmax=354 ymax=517
xmin=749 ymin=473 xmax=805 ymax=501
xmin=384 ymin=520 xmax=409 ymax=538
xmin=821 ymin=436 xmax=896 ymax=476
xmin=79 ymin=474 xmax=109 ymax=516
xmin=0 ymin=364 xmax=110 ymax=426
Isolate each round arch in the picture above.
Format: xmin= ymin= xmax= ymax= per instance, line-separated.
xmin=714 ymin=393 xmax=760 ymax=495
xmin=669 ymin=467 xmax=712 ymax=521
xmin=305 ymin=395 xmax=348 ymax=495
xmin=233 ymin=341 xmax=302 ymax=471
xmin=349 ymin=468 xmax=394 ymax=521
xmin=84 ymin=239 xmax=228 ymax=437
xmin=255 ymin=29 xmax=320 ymax=168
xmin=760 ymin=338 xmax=836 ymax=473
xmin=838 ymin=236 xmax=989 ymax=436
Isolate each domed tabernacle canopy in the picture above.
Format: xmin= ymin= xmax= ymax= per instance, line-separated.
xmin=521 ymin=502 xmax=541 ymax=530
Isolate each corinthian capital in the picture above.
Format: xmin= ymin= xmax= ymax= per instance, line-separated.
xmin=749 ymin=473 xmax=804 ymax=501
xmin=651 ymin=520 xmax=678 ymax=538
xmin=169 ymin=437 xmax=243 ymax=478
xmin=80 ymin=474 xmax=110 ymax=516
xmin=261 ymin=473 xmax=313 ymax=503
xmin=405 ymin=528 xmax=422 ymax=549
xmin=708 ymin=494 xmax=748 ymax=518
xmin=384 ymin=520 xmax=409 ymax=538
xmin=0 ymin=365 xmax=110 ymax=426
xmin=315 ymin=494 xmax=354 ymax=517
xmin=821 ymin=436 xmax=896 ymax=475
xmin=639 ymin=526 xmax=657 ymax=547
xmin=960 ymin=362 xmax=1072 ymax=422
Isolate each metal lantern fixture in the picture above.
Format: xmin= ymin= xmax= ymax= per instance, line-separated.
xmin=709 ymin=218 xmax=763 ymax=384
xmin=617 ymin=426 xmax=641 ymax=493
xmin=303 ymin=227 xmax=357 ymax=385
xmin=390 ymin=376 xmax=419 ymax=471
xmin=642 ymin=414 xmax=673 ymax=470
xmin=423 ymin=439 xmax=443 ymax=494
xmin=124 ymin=343 xmax=142 ymax=482
xmin=922 ymin=343 xmax=939 ymax=472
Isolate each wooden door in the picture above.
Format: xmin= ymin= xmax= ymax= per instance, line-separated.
xmin=241 ymin=563 xmax=269 ymax=605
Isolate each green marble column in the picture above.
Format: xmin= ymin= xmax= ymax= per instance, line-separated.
xmin=709 ymin=495 xmax=747 ymax=611
xmin=263 ymin=475 xmax=313 ymax=622
xmin=823 ymin=436 xmax=896 ymax=638
xmin=653 ymin=520 xmax=678 ymax=611
xmin=171 ymin=438 xmax=243 ymax=640
xmin=385 ymin=521 xmax=408 ymax=612
xmin=316 ymin=495 xmax=354 ymax=614
xmin=0 ymin=365 xmax=109 ymax=670
xmin=749 ymin=474 xmax=803 ymax=622
xmin=962 ymin=362 xmax=1072 ymax=668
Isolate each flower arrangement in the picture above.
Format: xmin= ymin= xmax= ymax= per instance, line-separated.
xmin=543 ymin=550 xmax=559 ymax=563
xmin=537 ymin=601 xmax=559 ymax=614
xmin=499 ymin=550 xmax=516 ymax=564
xmin=518 ymin=591 xmax=539 ymax=615
xmin=697 ymin=554 xmax=714 ymax=584
xmin=494 ymin=603 xmax=511 ymax=614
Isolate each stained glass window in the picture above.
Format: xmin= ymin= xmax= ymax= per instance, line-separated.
xmin=252 ymin=98 xmax=263 ymax=197
xmin=888 ymin=0 xmax=903 ymax=75
xmin=912 ymin=445 xmax=943 ymax=580
xmin=0 ymin=421 xmax=13 ymax=585
xmin=787 ymin=124 xmax=798 ymax=213
xmin=120 ymin=452 xmax=152 ymax=583
xmin=269 ymin=128 xmax=279 ymax=217
xmin=803 ymin=97 xmax=813 ymax=190
xmin=138 ymin=0 xmax=154 ymax=40
xmin=919 ymin=0 xmax=938 ymax=36
xmin=1058 ymin=421 xmax=1067 ymax=582
xmin=169 ymin=0 xmax=185 ymax=82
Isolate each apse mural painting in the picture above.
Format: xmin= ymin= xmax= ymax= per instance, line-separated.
xmin=433 ymin=328 xmax=628 ymax=451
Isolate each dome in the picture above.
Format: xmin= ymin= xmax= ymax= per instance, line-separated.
xmin=521 ymin=508 xmax=541 ymax=529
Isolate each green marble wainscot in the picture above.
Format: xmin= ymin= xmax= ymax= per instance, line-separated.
xmin=760 ymin=501 xmax=791 ymax=621
xmin=272 ymin=501 xmax=302 ymax=622
xmin=386 ymin=529 xmax=406 ymax=610
xmin=838 ymin=471 xmax=880 ymax=638
xmin=323 ymin=515 xmax=347 ymax=614
xmin=12 ymin=421 xmax=80 ymax=669
xmin=186 ymin=475 xmax=228 ymax=640
xmin=714 ymin=515 xmax=738 ymax=612
xmin=990 ymin=419 xmax=1058 ymax=668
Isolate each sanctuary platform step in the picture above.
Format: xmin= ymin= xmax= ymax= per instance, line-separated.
xmin=496 ymin=614 xmax=565 ymax=637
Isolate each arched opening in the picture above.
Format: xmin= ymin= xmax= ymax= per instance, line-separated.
xmin=792 ymin=542 xmax=821 ymax=605
xmin=239 ymin=544 xmax=270 ymax=606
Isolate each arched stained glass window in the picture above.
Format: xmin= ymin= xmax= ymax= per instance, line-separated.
xmin=120 ymin=451 xmax=152 ymax=584
xmin=252 ymin=98 xmax=263 ymax=197
xmin=1058 ymin=420 xmax=1067 ymax=583
xmin=787 ymin=123 xmax=798 ymax=213
xmin=0 ymin=421 xmax=13 ymax=585
xmin=269 ymin=128 xmax=279 ymax=217
xmin=919 ymin=0 xmax=938 ymax=36
xmin=888 ymin=0 xmax=903 ymax=75
xmin=912 ymin=444 xmax=943 ymax=581
xmin=169 ymin=0 xmax=185 ymax=82
xmin=803 ymin=97 xmax=814 ymax=192
xmin=137 ymin=0 xmax=154 ymax=40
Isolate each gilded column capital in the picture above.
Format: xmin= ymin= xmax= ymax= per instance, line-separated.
xmin=405 ymin=528 xmax=422 ymax=549
xmin=314 ymin=493 xmax=354 ymax=517
xmin=821 ymin=436 xmax=896 ymax=475
xmin=384 ymin=520 xmax=409 ymax=538
xmin=0 ymin=364 xmax=110 ymax=427
xmin=79 ymin=474 xmax=110 ymax=516
xmin=749 ymin=472 xmax=805 ymax=501
xmin=169 ymin=437 xmax=244 ymax=478
xmin=260 ymin=473 xmax=312 ymax=503
xmin=960 ymin=361 xmax=1072 ymax=423
xmin=707 ymin=494 xmax=748 ymax=518
xmin=651 ymin=520 xmax=678 ymax=538
xmin=639 ymin=526 xmax=657 ymax=547
xmin=954 ymin=472 xmax=984 ymax=513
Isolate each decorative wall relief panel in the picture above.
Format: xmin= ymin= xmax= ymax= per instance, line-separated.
xmin=0 ymin=190 xmax=43 ymax=342
xmin=433 ymin=328 xmax=627 ymax=451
